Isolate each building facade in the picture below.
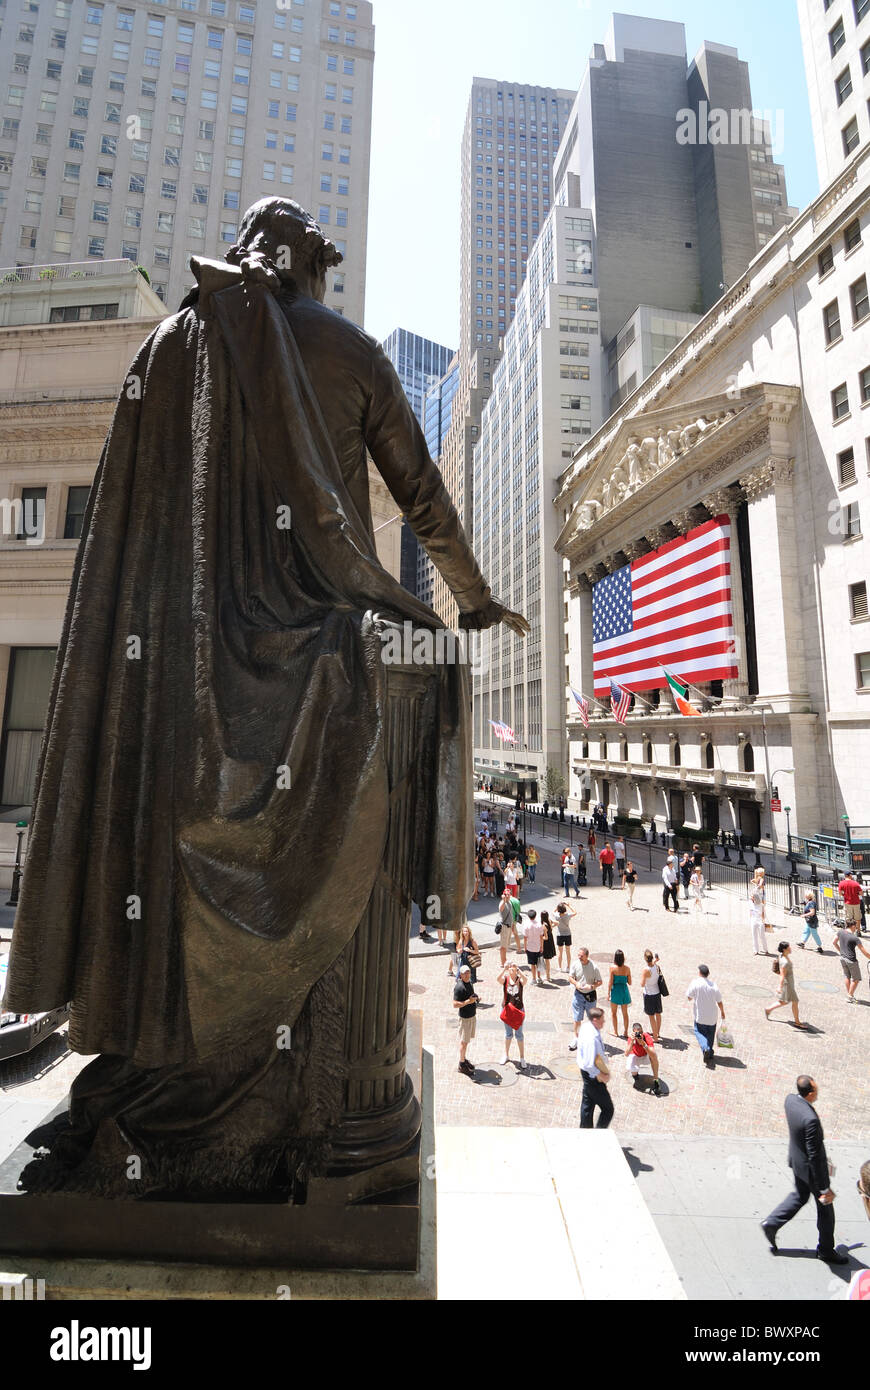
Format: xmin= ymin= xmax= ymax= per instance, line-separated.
xmin=799 ymin=0 xmax=870 ymax=191
xmin=433 ymin=76 xmax=576 ymax=625
xmin=418 ymin=351 xmax=459 ymax=606
xmin=556 ymin=140 xmax=870 ymax=845
xmin=472 ymin=205 xmax=602 ymax=799
xmin=0 ymin=0 xmax=373 ymax=323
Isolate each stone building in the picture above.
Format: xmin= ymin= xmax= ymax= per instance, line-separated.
xmin=556 ymin=142 xmax=870 ymax=845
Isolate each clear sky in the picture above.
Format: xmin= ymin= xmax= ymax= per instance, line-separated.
xmin=364 ymin=0 xmax=816 ymax=347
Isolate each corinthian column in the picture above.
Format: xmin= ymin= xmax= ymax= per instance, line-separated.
xmin=702 ymin=485 xmax=749 ymax=698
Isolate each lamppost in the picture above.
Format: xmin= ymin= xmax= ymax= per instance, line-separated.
xmin=6 ymin=820 xmax=27 ymax=907
xmin=843 ymin=813 xmax=853 ymax=871
xmin=768 ymin=764 xmax=795 ymax=872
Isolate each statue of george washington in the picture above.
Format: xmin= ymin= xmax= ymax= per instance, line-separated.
xmin=4 ymin=198 xmax=526 ymax=1201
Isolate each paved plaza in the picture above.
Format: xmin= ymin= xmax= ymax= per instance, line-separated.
xmin=412 ymin=835 xmax=870 ymax=1144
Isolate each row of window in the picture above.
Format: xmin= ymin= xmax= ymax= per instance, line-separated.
xmin=5 ymin=484 xmax=89 ymax=543
xmin=834 ymin=39 xmax=870 ymax=106
xmin=78 ymin=4 xmax=260 ymax=26
xmin=822 ymin=273 xmax=869 ymax=343
xmin=831 ymin=364 xmax=870 ymax=425
xmin=828 ymin=0 xmax=869 ymax=61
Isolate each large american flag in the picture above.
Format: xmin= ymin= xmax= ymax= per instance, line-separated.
xmin=592 ymin=515 xmax=738 ymax=696
xmin=490 ymin=719 xmax=517 ymax=744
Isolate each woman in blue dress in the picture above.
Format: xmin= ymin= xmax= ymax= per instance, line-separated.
xmin=609 ymin=949 xmax=632 ymax=1038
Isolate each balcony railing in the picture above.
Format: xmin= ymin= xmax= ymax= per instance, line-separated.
xmin=0 ymin=259 xmax=139 ymax=285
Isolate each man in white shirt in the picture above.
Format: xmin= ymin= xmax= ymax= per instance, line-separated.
xmin=523 ymin=908 xmax=544 ymax=985
xmin=661 ymin=857 xmax=679 ymax=913
xmin=613 ymin=836 xmax=626 ymax=875
xmin=577 ymin=1007 xmax=613 ymax=1128
xmin=562 ymin=849 xmax=579 ymax=897
xmin=686 ymin=963 xmax=725 ymax=1067
xmin=568 ymin=948 xmax=602 ymax=1047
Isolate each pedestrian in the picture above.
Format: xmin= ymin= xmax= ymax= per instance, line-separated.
xmin=641 ymin=949 xmax=663 ymax=1041
xmin=689 ymin=866 xmax=705 ymax=917
xmin=858 ymin=875 xmax=868 ymax=935
xmin=497 ymin=960 xmax=526 ymax=1069
xmin=761 ymin=1076 xmax=847 ymax=1264
xmin=764 ymin=942 xmax=808 ymax=1028
xmin=750 ymin=882 xmax=768 ymax=955
xmin=686 ymin=963 xmax=725 ymax=1068
xmin=608 ymin=949 xmax=632 ymax=1037
xmin=555 ymin=901 xmax=575 ymax=971
xmin=481 ymin=851 xmax=496 ymax=899
xmin=497 ymin=886 xmax=522 ymax=966
xmin=798 ymin=889 xmax=823 ymax=953
xmin=838 ymin=871 xmax=863 ymax=933
xmin=599 ymin=840 xmax=616 ymax=889
xmin=661 ymin=856 xmax=679 ymax=912
xmin=471 ymin=853 xmax=480 ymax=903
xmin=568 ymin=946 xmax=602 ymax=1049
xmin=752 ymin=867 xmax=768 ymax=932
xmin=514 ymin=855 xmax=524 ymax=899
xmin=452 ymin=924 xmax=481 ymax=985
xmin=679 ymin=851 xmax=693 ymax=900
xmin=562 ymin=847 xmax=579 ymax=897
xmin=587 ymin=826 xmax=597 ymax=854
xmin=525 ymin=844 xmax=538 ymax=883
xmin=494 ymin=851 xmax=505 ymax=899
xmin=692 ymin=842 xmax=705 ymax=876
xmin=504 ymin=856 xmax=518 ymax=900
xmin=622 ymin=859 xmax=638 ymax=909
xmin=575 ymin=840 xmax=588 ymax=886
xmin=624 ymin=1022 xmax=662 ymax=1095
xmin=523 ymin=907 xmax=544 ymax=986
xmin=832 ymin=919 xmax=870 ymax=1002
xmin=453 ymin=963 xmax=479 ymax=1077
xmin=577 ymin=1007 xmax=613 ymax=1129
xmin=540 ymin=909 xmax=556 ymax=982
xmin=613 ymin=834 xmax=626 ymax=876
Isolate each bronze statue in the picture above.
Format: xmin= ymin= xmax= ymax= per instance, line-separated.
xmin=4 ymin=199 xmax=525 ymax=1201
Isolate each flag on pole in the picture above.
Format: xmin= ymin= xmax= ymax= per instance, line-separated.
xmin=592 ymin=514 xmax=738 ymax=694
xmin=610 ymin=679 xmax=631 ymax=724
xmin=662 ymin=667 xmax=701 ymax=716
xmin=490 ymin=719 xmax=517 ymax=744
xmin=570 ymin=687 xmax=589 ymax=727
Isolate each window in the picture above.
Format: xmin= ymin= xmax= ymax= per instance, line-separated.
xmin=233 ymin=66 xmax=250 ymax=85
xmin=830 ymin=18 xmax=846 ymax=55
xmin=24 ymin=191 xmax=42 ymax=214
xmin=16 ymin=488 xmax=46 ymax=542
xmin=198 ymin=120 xmax=215 ymax=140
xmin=153 ymin=246 xmax=170 ymax=265
xmin=53 ymin=230 xmax=73 ymax=256
xmin=267 ymin=101 xmax=280 ymax=119
xmin=273 ymin=42 xmax=285 ymax=58
xmin=39 ymin=92 xmax=57 ymax=113
xmin=192 ymin=185 xmax=208 ymax=204
xmin=117 ymin=9 xmax=134 ymax=30
xmin=207 ymin=29 xmax=223 ymax=48
xmin=156 ymin=211 xmax=174 ymax=233
xmin=824 ymin=298 xmax=842 ymax=343
xmin=178 ymin=23 xmax=194 ymax=43
xmin=326 ymin=54 xmax=338 ymax=71
xmin=78 ymin=65 xmax=95 ymax=85
xmin=324 ymin=111 xmax=335 ymax=130
xmin=284 ymin=134 xmax=295 ymax=153
xmin=337 ymin=176 xmax=348 ymax=195
xmin=320 ymin=174 xmax=331 ymax=192
xmin=324 ymin=83 xmax=337 ymax=100
xmin=236 ymin=35 xmax=253 ymax=56
xmin=228 ymin=125 xmax=245 ymax=145
xmin=319 ymin=205 xmax=330 ymax=223
xmin=343 ymin=58 xmax=354 ymax=74
xmin=839 ymin=447 xmax=857 ymax=485
xmin=2 ymin=119 xmax=20 ymax=140
xmin=226 ymin=156 xmax=242 ymax=178
xmin=265 ymin=130 xmax=278 ymax=149
xmin=193 ymin=150 xmax=212 ymax=171
xmin=851 ymin=581 xmax=868 ymax=618
xmin=336 ymin=206 xmax=347 ymax=227
xmin=262 ymin=161 xmax=276 ymax=181
xmin=338 ymin=144 xmax=350 ymax=164
xmin=280 ymin=164 xmax=293 ymax=184
xmin=112 ymin=42 xmax=131 ymax=61
xmin=819 ymin=243 xmax=834 ymax=275
xmin=341 ymin=87 xmax=353 ymax=103
xmin=289 ymin=46 xmax=302 ymax=62
xmin=201 ymin=89 xmax=218 ymax=108
xmin=63 ymin=163 xmax=80 ymax=181
xmin=89 ymin=236 xmax=106 ymax=257
xmin=856 ymin=0 xmax=869 ymax=23
xmin=239 ymin=2 xmax=256 ymax=19
xmin=124 ymin=206 xmax=142 ymax=228
xmin=189 ymin=216 xmax=206 ymax=238
xmin=285 ymin=103 xmax=297 ymax=120
xmin=845 ymin=218 xmax=863 ymax=251
xmin=321 ymin=142 xmax=333 ymax=161
xmin=164 ymin=146 xmax=181 ymax=166
xmin=92 ymin=201 xmax=110 ymax=223
xmin=843 ymin=117 xmax=860 ymax=155
xmin=160 ymin=179 xmax=176 ymax=199
xmin=836 ymin=67 xmax=853 ymax=105
xmin=147 ymin=15 xmax=164 ymax=38
xmin=328 ymin=24 xmax=340 ymax=39
xmin=340 ymin=116 xmax=351 ymax=134
xmin=68 ymin=128 xmax=85 ymax=151
xmin=220 ymin=222 xmax=237 ymax=243
xmin=861 ymin=364 xmax=870 ymax=403
xmin=832 ymin=382 xmax=850 ymax=419
xmin=63 ymin=486 xmax=91 ymax=541
xmin=857 ymin=651 xmax=870 ymax=687
xmin=111 ymin=72 xmax=127 ymax=92
xmin=104 ymin=101 xmax=121 ymax=122
xmin=223 ymin=188 xmax=240 ymax=208
xmin=35 ymin=124 xmax=53 ymax=146
xmin=19 ymin=225 xmax=38 ymax=250
xmin=101 ymin=135 xmax=117 ymax=156
xmin=851 ymin=274 xmax=869 ymax=323
xmin=333 ymin=273 xmax=344 ymax=294
xmin=845 ymin=501 xmax=862 ymax=537
xmin=863 ymin=39 xmax=870 ymax=74
xmin=231 ymin=95 xmax=248 ymax=115
xmin=172 ymin=85 xmax=188 ymax=105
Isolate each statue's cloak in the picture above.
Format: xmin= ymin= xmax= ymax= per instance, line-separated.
xmin=5 ymin=264 xmax=472 ymax=1068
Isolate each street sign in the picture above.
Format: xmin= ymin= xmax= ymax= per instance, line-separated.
xmin=770 ymin=798 xmax=782 ymax=812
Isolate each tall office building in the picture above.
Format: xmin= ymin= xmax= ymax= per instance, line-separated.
xmin=380 ymin=326 xmax=454 ymax=597
xmin=799 ymin=0 xmax=870 ymax=190
xmin=553 ymin=15 xmax=794 ymax=351
xmin=0 ymin=0 xmax=373 ymax=322
xmin=417 ymin=352 xmax=459 ymax=605
xmin=433 ymin=76 xmax=576 ymax=625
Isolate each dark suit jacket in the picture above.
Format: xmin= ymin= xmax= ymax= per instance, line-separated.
xmin=785 ymin=1093 xmax=830 ymax=1194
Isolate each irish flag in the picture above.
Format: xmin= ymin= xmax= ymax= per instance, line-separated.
xmin=662 ymin=667 xmax=701 ymax=716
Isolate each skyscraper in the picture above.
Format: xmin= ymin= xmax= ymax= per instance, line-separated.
xmin=380 ymin=326 xmax=455 ymax=597
xmin=798 ymin=0 xmax=870 ymax=190
xmin=433 ymin=76 xmax=576 ymax=625
xmin=0 ymin=0 xmax=373 ymax=322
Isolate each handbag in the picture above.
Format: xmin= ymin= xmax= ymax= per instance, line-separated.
xmin=657 ymin=969 xmax=669 ymax=998
xmin=772 ymin=958 xmax=780 ymax=974
xmin=717 ymin=1027 xmax=734 ymax=1048
xmin=466 ymin=950 xmax=482 ymax=970
xmin=500 ymin=1001 xmax=525 ymax=1030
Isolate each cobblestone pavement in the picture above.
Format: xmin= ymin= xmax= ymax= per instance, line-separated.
xmin=412 ymin=840 xmax=870 ymax=1143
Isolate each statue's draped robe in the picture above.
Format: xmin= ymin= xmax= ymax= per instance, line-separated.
xmin=4 ymin=263 xmax=490 ymax=1195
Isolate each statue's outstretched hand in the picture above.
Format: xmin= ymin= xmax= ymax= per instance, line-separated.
xmin=458 ymin=599 xmax=530 ymax=637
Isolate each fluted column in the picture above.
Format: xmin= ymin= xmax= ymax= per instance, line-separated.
xmin=739 ymin=457 xmax=808 ymax=707
xmin=702 ymin=485 xmax=749 ymax=698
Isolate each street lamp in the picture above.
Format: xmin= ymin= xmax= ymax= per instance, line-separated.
xmin=768 ymin=764 xmax=795 ymax=871
xmin=843 ymin=813 xmax=853 ymax=870
xmin=6 ymin=820 xmax=27 ymax=907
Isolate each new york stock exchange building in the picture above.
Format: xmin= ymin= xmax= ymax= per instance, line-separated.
xmin=556 ymin=144 xmax=870 ymax=856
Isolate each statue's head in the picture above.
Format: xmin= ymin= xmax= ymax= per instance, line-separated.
xmin=226 ymin=197 xmax=343 ymax=299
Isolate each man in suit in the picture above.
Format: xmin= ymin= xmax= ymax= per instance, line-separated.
xmin=761 ymin=1075 xmax=848 ymax=1263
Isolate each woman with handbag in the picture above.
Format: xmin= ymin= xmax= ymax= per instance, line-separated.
xmin=452 ymin=923 xmax=481 ymax=984
xmin=641 ymin=948 xmax=665 ymax=1042
xmin=497 ymin=961 xmax=526 ymax=1069
xmin=764 ymin=941 xmax=808 ymax=1028
xmin=540 ymin=910 xmax=557 ymax=983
